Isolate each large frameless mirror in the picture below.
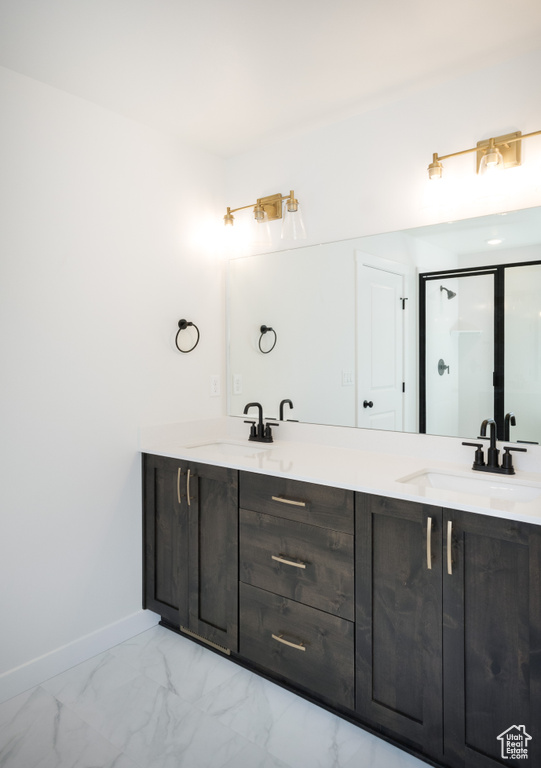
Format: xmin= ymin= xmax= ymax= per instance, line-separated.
xmin=227 ymin=206 xmax=541 ymax=442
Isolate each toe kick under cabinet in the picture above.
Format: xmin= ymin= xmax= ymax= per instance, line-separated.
xmin=142 ymin=455 xmax=541 ymax=768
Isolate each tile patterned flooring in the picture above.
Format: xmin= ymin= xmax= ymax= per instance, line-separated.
xmin=0 ymin=625 xmax=427 ymax=768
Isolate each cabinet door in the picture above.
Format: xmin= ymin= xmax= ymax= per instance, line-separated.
xmin=356 ymin=493 xmax=443 ymax=761
xmin=143 ymin=455 xmax=239 ymax=652
xmin=186 ymin=461 xmax=239 ymax=652
xmin=443 ymin=510 xmax=541 ymax=768
xmin=142 ymin=454 xmax=189 ymax=628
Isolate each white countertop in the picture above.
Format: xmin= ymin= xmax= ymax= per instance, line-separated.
xmin=140 ymin=417 xmax=541 ymax=526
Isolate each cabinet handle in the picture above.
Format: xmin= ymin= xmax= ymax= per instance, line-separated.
xmin=186 ymin=469 xmax=191 ymax=507
xmin=271 ymin=633 xmax=306 ymax=651
xmin=426 ymin=516 xmax=433 ymax=570
xmin=271 ymin=554 xmax=307 ymax=569
xmin=177 ymin=468 xmax=181 ymax=505
xmin=447 ymin=520 xmax=453 ymax=575
xmin=271 ymin=495 xmax=306 ymax=508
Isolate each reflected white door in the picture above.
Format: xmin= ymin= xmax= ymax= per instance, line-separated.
xmin=357 ymin=263 xmax=404 ymax=430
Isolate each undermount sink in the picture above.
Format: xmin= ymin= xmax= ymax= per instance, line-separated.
xmin=186 ymin=441 xmax=272 ymax=457
xmin=398 ymin=468 xmax=541 ymax=503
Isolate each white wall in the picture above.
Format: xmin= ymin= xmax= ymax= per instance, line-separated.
xmin=225 ymin=47 xmax=541 ymax=249
xmin=0 ymin=67 xmax=226 ymax=700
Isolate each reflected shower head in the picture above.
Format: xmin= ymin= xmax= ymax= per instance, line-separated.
xmin=440 ymin=285 xmax=457 ymax=300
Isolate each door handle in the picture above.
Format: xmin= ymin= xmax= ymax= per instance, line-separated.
xmin=447 ymin=520 xmax=453 ymax=575
xmin=177 ymin=468 xmax=182 ymax=505
xmin=363 ymin=400 xmax=374 ymax=408
xmin=271 ymin=633 xmax=306 ymax=652
xmin=271 ymin=496 xmax=306 ymax=508
xmin=427 ymin=516 xmax=433 ymax=570
xmin=186 ymin=469 xmax=192 ymax=507
xmin=271 ymin=554 xmax=307 ymax=569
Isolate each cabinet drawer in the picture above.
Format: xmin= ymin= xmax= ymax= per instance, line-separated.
xmin=240 ymin=471 xmax=353 ymax=533
xmin=239 ymin=583 xmax=354 ymax=709
xmin=240 ymin=508 xmax=354 ymax=620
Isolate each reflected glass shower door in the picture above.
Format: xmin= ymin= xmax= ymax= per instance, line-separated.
xmin=424 ymin=273 xmax=494 ymax=439
xmin=505 ymin=264 xmax=541 ymax=443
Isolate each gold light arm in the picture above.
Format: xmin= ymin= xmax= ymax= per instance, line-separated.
xmin=224 ymin=191 xmax=299 ymax=224
xmin=226 ymin=202 xmax=262 ymax=216
xmin=428 ymin=128 xmax=541 ymax=179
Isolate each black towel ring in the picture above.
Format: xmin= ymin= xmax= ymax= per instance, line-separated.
xmin=258 ymin=325 xmax=277 ymax=354
xmin=175 ymin=319 xmax=200 ymax=353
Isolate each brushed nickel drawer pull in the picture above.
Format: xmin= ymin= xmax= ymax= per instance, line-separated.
xmin=271 ymin=633 xmax=306 ymax=651
xmin=427 ymin=516 xmax=433 ymax=570
xmin=271 ymin=495 xmax=306 ymax=507
xmin=186 ymin=469 xmax=191 ymax=507
xmin=271 ymin=554 xmax=307 ymax=569
xmin=177 ymin=468 xmax=181 ymax=505
xmin=447 ymin=520 xmax=453 ymax=575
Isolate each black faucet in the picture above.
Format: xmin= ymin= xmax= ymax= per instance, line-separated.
xmin=462 ymin=417 xmax=527 ymax=475
xmin=243 ymin=402 xmax=277 ymax=443
xmin=504 ymin=412 xmax=516 ymax=442
xmin=279 ymin=399 xmax=294 ymax=421
xmin=480 ymin=418 xmax=499 ymax=468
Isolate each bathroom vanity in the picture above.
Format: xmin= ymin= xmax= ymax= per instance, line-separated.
xmin=141 ymin=421 xmax=541 ymax=768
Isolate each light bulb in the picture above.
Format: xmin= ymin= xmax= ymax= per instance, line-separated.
xmin=253 ymin=202 xmax=266 ymax=222
xmin=281 ymin=194 xmax=306 ymax=240
xmin=252 ymin=208 xmax=271 ymax=247
xmin=479 ymin=140 xmax=504 ymax=175
xmin=428 ymin=154 xmax=443 ymax=180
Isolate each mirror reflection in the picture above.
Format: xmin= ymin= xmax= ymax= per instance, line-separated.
xmin=227 ymin=206 xmax=541 ymax=441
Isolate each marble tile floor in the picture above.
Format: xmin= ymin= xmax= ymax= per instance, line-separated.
xmin=0 ymin=624 xmax=427 ymax=768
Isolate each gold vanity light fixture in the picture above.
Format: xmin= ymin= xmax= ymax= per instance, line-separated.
xmin=427 ymin=129 xmax=541 ymax=180
xmin=224 ymin=190 xmax=306 ymax=239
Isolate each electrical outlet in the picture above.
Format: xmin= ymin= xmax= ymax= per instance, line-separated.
xmin=210 ymin=374 xmax=221 ymax=397
xmin=342 ymin=370 xmax=354 ymax=386
xmin=233 ymin=374 xmax=243 ymax=394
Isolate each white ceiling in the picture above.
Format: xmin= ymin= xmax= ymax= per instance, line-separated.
xmin=2 ymin=0 xmax=541 ymax=157
xmin=406 ymin=207 xmax=541 ymax=256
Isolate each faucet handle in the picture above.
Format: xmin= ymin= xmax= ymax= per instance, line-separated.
xmin=263 ymin=421 xmax=279 ymax=442
xmin=501 ymin=445 xmax=527 ymax=474
xmin=462 ymin=441 xmax=486 ymax=468
xmin=244 ymin=420 xmax=258 ymax=440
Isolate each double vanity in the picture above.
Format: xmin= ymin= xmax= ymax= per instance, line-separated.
xmin=141 ymin=418 xmax=541 ymax=768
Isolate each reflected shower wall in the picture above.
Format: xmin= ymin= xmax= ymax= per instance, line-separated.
xmin=424 ymin=274 xmax=494 ymax=439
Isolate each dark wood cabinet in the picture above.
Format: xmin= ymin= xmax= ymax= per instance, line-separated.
xmin=239 ymin=471 xmax=355 ymax=709
xmin=443 ymin=509 xmax=541 ymax=768
xmin=142 ymin=453 xmax=188 ymax=628
xmin=356 ymin=493 xmax=444 ymax=760
xmin=240 ymin=470 xmax=354 ymax=533
xmin=240 ymin=582 xmax=355 ymax=709
xmin=356 ymin=492 xmax=541 ymax=767
xmin=142 ymin=453 xmax=541 ymax=767
xmin=143 ymin=453 xmax=238 ymax=652
xmin=240 ymin=508 xmax=354 ymax=620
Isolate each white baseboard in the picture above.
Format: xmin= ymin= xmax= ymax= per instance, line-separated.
xmin=0 ymin=610 xmax=159 ymax=705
